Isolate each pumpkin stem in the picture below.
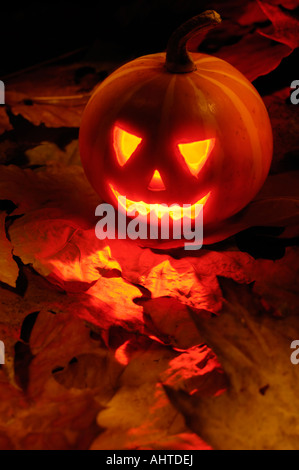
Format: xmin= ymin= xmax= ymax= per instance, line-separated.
xmin=165 ymin=10 xmax=222 ymax=73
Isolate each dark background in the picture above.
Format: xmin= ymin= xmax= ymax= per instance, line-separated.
xmin=0 ymin=0 xmax=256 ymax=76
xmin=2 ymin=1 xmax=298 ymax=105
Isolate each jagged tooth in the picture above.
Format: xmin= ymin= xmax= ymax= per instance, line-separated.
xmin=110 ymin=183 xmax=211 ymax=220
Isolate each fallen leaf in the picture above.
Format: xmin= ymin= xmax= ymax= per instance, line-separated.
xmin=237 ymin=1 xmax=268 ymax=25
xmin=215 ymin=33 xmax=291 ymax=82
xmin=0 ymin=267 xmax=125 ymax=449
xmin=90 ymin=337 xmax=209 ymax=450
xmin=161 ymin=344 xmax=227 ymax=398
xmin=0 ymin=165 xmax=99 ymax=226
xmin=165 ymin=276 xmax=299 ymax=450
xmin=202 ymin=171 xmax=299 ymax=244
xmin=0 ymin=108 xmax=12 ymax=135
xmin=25 ymin=140 xmax=81 ymax=167
xmin=257 ymin=0 xmax=299 ymax=49
xmin=140 ymin=297 xmax=207 ymax=349
xmin=5 ymin=63 xmax=103 ymax=129
xmin=0 ymin=212 xmax=19 ymax=287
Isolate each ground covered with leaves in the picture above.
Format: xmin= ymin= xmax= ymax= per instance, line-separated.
xmin=0 ymin=0 xmax=299 ymax=450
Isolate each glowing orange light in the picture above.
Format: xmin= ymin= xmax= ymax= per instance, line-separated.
xmin=178 ymin=138 xmax=215 ymax=176
xmin=115 ymin=340 xmax=130 ymax=366
xmin=109 ymin=184 xmax=210 ymax=220
xmin=113 ymin=125 xmax=142 ymax=166
xmin=147 ymin=170 xmax=166 ymax=191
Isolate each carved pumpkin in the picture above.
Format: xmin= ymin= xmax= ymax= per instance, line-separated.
xmin=79 ymin=11 xmax=273 ymax=244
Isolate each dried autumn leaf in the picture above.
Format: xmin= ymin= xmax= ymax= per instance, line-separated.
xmin=141 ymin=259 xmax=197 ymax=300
xmin=133 ymin=432 xmax=211 ymax=450
xmin=5 ymin=90 xmax=87 ymax=129
xmin=9 ymin=222 xmax=144 ymax=332
xmin=190 ymin=0 xmax=299 ymax=81
xmin=165 ymin=276 xmax=299 ymax=450
xmin=0 ymin=268 xmax=127 ymax=449
xmin=161 ymin=344 xmax=227 ymax=398
xmin=4 ymin=59 xmax=124 ymax=129
xmin=215 ymin=33 xmax=291 ymax=82
xmin=0 ymin=108 xmax=12 ymax=135
xmin=25 ymin=140 xmax=81 ymax=167
xmin=0 ymin=212 xmax=19 ymax=287
xmin=257 ymin=0 xmax=299 ymax=49
xmin=107 ymin=239 xmax=169 ymax=285
xmin=5 ymin=63 xmax=98 ymax=129
xmin=193 ymin=247 xmax=299 ymax=317
xmin=0 ymin=165 xmax=99 ymax=227
xmin=91 ymin=336 xmax=210 ymax=450
xmin=202 ymin=171 xmax=299 ymax=244
xmin=0 ymin=377 xmax=103 ymax=450
xmin=26 ymin=309 xmax=123 ymax=399
xmin=47 ymin=238 xmax=122 ymax=289
xmin=85 ymin=277 xmax=144 ymax=330
xmin=237 ymin=1 xmax=268 ymax=25
xmin=140 ymin=297 xmax=206 ymax=349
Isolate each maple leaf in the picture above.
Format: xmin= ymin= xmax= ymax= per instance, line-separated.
xmin=257 ymin=0 xmax=299 ymax=49
xmin=215 ymin=33 xmax=291 ymax=82
xmin=164 ymin=276 xmax=299 ymax=450
xmin=0 ymin=267 xmax=127 ymax=449
xmin=140 ymin=297 xmax=207 ymax=349
xmin=202 ymin=171 xmax=299 ymax=244
xmin=140 ymin=259 xmax=201 ymax=303
xmin=189 ymin=0 xmax=299 ymax=82
xmin=0 ymin=165 xmax=99 ymax=226
xmin=5 ymin=63 xmax=98 ymax=129
xmin=161 ymin=344 xmax=227 ymax=398
xmin=90 ymin=336 xmax=212 ymax=450
xmin=25 ymin=140 xmax=81 ymax=167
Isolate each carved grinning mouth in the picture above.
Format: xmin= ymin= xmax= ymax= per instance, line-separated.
xmin=109 ymin=184 xmax=210 ymax=220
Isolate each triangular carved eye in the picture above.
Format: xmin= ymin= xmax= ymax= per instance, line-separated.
xmin=178 ymin=138 xmax=215 ymax=176
xmin=113 ymin=125 xmax=142 ymax=166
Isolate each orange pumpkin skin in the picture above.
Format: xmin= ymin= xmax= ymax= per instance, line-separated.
xmin=79 ymin=15 xmax=273 ymax=244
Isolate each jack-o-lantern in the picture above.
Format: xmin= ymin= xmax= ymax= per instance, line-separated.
xmin=79 ymin=10 xmax=273 ymax=245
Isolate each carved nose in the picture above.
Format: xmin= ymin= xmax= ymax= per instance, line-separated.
xmin=148 ymin=170 xmax=166 ymax=191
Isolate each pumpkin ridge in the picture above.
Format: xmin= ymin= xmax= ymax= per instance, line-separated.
xmin=194 ymin=57 xmax=220 ymax=65
xmin=197 ymin=70 xmax=264 ymax=106
xmin=186 ymin=75 xmax=223 ymax=145
xmin=199 ymin=74 xmax=265 ymax=182
xmin=186 ymin=75 xmax=227 ymax=187
xmin=94 ymin=64 xmax=161 ymax=95
xmin=102 ymin=75 xmax=167 ymax=126
xmin=157 ymin=75 xmax=177 ymax=141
